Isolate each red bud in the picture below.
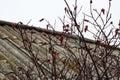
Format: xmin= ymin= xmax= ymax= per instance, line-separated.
xmin=30 ymin=29 xmax=35 ymax=34
xmin=96 ymin=40 xmax=102 ymax=44
xmin=43 ymin=32 xmax=47 ymax=36
xmin=98 ymin=52 xmax=104 ymax=57
xmin=59 ymin=35 xmax=64 ymax=42
xmin=84 ymin=19 xmax=89 ymax=22
xmin=84 ymin=25 xmax=88 ymax=32
xmin=101 ymin=8 xmax=105 ymax=14
xmin=39 ymin=18 xmax=44 ymax=22
xmin=11 ymin=23 xmax=16 ymax=28
xmin=90 ymin=0 xmax=92 ymax=4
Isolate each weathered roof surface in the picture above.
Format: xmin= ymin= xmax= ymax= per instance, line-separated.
xmin=0 ymin=20 xmax=120 ymax=79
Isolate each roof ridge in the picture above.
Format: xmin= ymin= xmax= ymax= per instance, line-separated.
xmin=0 ymin=20 xmax=120 ymax=51
xmin=0 ymin=20 xmax=94 ymax=42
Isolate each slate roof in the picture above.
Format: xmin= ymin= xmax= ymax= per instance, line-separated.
xmin=0 ymin=20 xmax=119 ymax=79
